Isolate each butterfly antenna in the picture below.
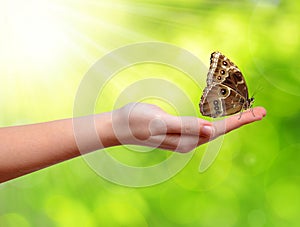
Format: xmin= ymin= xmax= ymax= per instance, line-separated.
xmin=251 ymin=79 xmax=264 ymax=98
xmin=251 ymin=85 xmax=264 ymax=98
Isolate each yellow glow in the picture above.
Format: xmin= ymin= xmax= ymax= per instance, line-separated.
xmin=0 ymin=0 xmax=152 ymax=72
xmin=0 ymin=0 xmax=68 ymax=66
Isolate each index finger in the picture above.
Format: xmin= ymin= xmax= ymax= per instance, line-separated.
xmin=213 ymin=107 xmax=267 ymax=138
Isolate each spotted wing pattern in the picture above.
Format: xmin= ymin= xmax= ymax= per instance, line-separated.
xmin=200 ymin=52 xmax=254 ymax=118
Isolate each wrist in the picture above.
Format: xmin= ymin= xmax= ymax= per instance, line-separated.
xmin=95 ymin=112 xmax=120 ymax=148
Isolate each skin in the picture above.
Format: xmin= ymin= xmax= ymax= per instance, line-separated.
xmin=0 ymin=103 xmax=266 ymax=183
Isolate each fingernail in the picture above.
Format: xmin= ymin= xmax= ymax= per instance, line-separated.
xmin=201 ymin=126 xmax=214 ymax=137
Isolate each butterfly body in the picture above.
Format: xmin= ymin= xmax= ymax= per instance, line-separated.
xmin=200 ymin=52 xmax=254 ymax=118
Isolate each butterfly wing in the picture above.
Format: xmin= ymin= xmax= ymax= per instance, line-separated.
xmin=200 ymin=52 xmax=250 ymax=117
xmin=200 ymin=84 xmax=246 ymax=117
xmin=207 ymin=52 xmax=249 ymax=98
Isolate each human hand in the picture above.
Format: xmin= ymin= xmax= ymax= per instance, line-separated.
xmin=108 ymin=103 xmax=266 ymax=152
xmin=0 ymin=102 xmax=266 ymax=183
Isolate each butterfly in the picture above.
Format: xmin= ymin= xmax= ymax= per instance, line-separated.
xmin=199 ymin=52 xmax=254 ymax=118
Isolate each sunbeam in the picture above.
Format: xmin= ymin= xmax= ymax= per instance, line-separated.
xmin=48 ymin=1 xmax=154 ymax=42
xmin=0 ymin=0 xmax=69 ymax=67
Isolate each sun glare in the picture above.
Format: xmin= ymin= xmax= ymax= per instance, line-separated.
xmin=0 ymin=0 xmax=68 ymax=66
xmin=0 ymin=0 xmax=195 ymax=77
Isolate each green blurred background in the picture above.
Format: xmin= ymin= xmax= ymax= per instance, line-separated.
xmin=0 ymin=0 xmax=300 ymax=226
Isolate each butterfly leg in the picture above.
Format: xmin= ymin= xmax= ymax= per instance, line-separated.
xmin=238 ymin=111 xmax=243 ymax=120
xmin=250 ymin=108 xmax=256 ymax=117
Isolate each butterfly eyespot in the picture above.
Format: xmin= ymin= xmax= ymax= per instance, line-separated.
xmin=213 ymin=100 xmax=218 ymax=105
xmin=217 ymin=76 xmax=222 ymax=80
xmin=220 ymin=88 xmax=227 ymax=95
xmin=222 ymin=61 xmax=227 ymax=66
xmin=220 ymin=70 xmax=225 ymax=75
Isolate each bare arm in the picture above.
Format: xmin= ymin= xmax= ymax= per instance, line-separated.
xmin=0 ymin=113 xmax=116 ymax=183
xmin=0 ymin=103 xmax=266 ymax=183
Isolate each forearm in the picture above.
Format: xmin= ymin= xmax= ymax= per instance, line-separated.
xmin=0 ymin=112 xmax=117 ymax=183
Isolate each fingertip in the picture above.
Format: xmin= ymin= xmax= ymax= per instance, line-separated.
xmin=252 ymin=106 xmax=267 ymax=120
